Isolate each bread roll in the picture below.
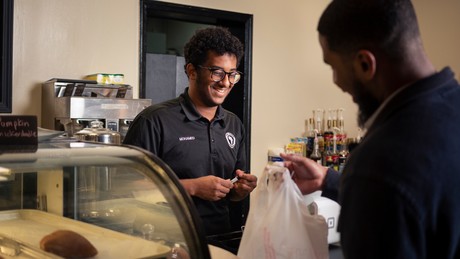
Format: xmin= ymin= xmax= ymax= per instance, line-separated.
xmin=40 ymin=230 xmax=98 ymax=258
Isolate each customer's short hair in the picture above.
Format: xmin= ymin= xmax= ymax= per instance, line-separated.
xmin=184 ymin=26 xmax=244 ymax=68
xmin=317 ymin=0 xmax=421 ymax=61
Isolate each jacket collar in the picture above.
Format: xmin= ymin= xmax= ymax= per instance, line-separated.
xmin=366 ymin=67 xmax=456 ymax=135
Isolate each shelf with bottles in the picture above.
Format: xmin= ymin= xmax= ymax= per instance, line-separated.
xmin=286 ymin=108 xmax=362 ymax=173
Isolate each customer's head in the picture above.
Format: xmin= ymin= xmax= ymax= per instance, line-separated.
xmin=318 ymin=0 xmax=421 ymax=61
xmin=317 ymin=0 xmax=426 ymax=127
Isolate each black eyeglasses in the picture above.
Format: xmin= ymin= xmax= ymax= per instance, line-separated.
xmin=198 ymin=65 xmax=242 ymax=84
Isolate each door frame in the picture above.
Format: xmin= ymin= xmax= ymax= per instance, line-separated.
xmin=1 ymin=0 xmax=14 ymax=113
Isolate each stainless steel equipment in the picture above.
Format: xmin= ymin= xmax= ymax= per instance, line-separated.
xmin=74 ymin=120 xmax=121 ymax=144
xmin=41 ymin=78 xmax=151 ymax=139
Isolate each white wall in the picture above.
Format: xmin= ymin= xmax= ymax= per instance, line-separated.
xmin=13 ymin=0 xmax=139 ymax=115
xmin=11 ymin=0 xmax=460 ymax=176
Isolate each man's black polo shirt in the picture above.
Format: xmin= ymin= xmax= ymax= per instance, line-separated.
xmin=123 ymin=88 xmax=247 ymax=235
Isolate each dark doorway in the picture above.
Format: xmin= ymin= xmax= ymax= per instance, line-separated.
xmin=139 ymin=0 xmax=253 ymax=247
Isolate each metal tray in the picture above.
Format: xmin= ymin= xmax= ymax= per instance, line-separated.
xmin=0 ymin=210 xmax=170 ymax=258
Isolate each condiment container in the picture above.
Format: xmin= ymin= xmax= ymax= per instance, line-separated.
xmin=74 ymin=120 xmax=121 ymax=144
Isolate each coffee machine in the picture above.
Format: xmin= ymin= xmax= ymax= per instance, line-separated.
xmin=42 ymin=78 xmax=151 ymax=140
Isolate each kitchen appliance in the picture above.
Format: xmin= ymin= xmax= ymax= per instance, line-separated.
xmin=41 ymin=78 xmax=151 ymax=139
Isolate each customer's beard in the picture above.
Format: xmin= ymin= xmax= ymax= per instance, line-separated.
xmin=353 ymin=81 xmax=381 ymax=128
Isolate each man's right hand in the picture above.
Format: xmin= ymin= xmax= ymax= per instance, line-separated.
xmin=180 ymin=176 xmax=234 ymax=201
xmin=280 ymin=153 xmax=328 ymax=195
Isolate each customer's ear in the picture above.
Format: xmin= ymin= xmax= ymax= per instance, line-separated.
xmin=354 ymin=50 xmax=376 ymax=81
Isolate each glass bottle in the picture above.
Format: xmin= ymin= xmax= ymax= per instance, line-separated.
xmin=313 ymin=109 xmax=325 ymax=154
xmin=309 ymin=131 xmax=322 ymax=165
xmin=338 ymin=141 xmax=349 ymax=173
xmin=336 ymin=108 xmax=347 ymax=153
xmin=304 ymin=118 xmax=315 ymax=157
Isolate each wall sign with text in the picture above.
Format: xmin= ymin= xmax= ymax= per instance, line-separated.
xmin=0 ymin=115 xmax=38 ymax=153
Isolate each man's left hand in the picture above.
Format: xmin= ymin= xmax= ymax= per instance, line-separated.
xmin=230 ymin=169 xmax=257 ymax=201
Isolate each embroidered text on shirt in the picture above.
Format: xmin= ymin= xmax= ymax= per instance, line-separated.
xmin=179 ymin=136 xmax=196 ymax=141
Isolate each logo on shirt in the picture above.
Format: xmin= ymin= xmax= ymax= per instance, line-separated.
xmin=179 ymin=136 xmax=195 ymax=141
xmin=225 ymin=132 xmax=236 ymax=149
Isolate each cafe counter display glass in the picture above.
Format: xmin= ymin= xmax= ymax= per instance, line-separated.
xmin=0 ymin=139 xmax=234 ymax=258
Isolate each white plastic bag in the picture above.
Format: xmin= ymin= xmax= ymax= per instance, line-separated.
xmin=238 ymin=163 xmax=329 ymax=259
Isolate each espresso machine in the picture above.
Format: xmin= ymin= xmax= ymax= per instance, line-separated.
xmin=41 ymin=78 xmax=152 ymax=223
xmin=41 ymin=78 xmax=151 ymax=140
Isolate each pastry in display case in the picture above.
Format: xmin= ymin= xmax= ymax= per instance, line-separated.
xmin=0 ymin=139 xmax=236 ymax=258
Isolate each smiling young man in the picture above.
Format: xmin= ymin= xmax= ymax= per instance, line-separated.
xmin=123 ymin=27 xmax=257 ymax=252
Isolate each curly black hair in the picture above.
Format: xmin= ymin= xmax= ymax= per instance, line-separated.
xmin=183 ymin=27 xmax=244 ymax=71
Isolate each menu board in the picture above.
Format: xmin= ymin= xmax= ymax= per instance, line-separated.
xmin=0 ymin=115 xmax=38 ymax=153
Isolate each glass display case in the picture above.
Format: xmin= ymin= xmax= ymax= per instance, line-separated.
xmin=0 ymin=139 xmax=235 ymax=258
